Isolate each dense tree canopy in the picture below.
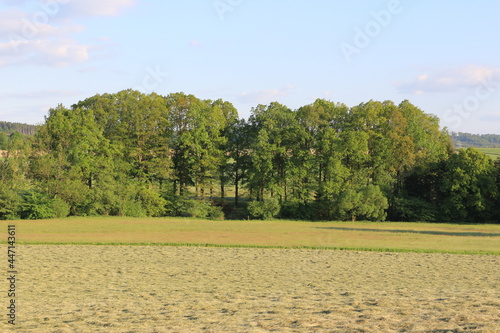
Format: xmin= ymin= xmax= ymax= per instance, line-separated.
xmin=0 ymin=90 xmax=498 ymax=223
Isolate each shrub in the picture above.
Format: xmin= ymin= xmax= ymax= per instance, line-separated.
xmin=279 ymin=200 xmax=315 ymax=220
xmin=50 ymin=197 xmax=70 ymax=218
xmin=391 ymin=196 xmax=437 ymax=222
xmin=0 ymin=187 xmax=22 ymax=220
xmin=164 ymin=195 xmax=225 ymax=219
xmin=248 ymin=198 xmax=280 ymax=220
xmin=337 ymin=185 xmax=388 ymax=221
xmin=206 ymin=204 xmax=225 ymax=220
xmin=136 ymin=188 xmax=167 ymax=217
xmin=121 ymin=200 xmax=146 ymax=217
xmin=20 ymin=191 xmax=55 ymax=220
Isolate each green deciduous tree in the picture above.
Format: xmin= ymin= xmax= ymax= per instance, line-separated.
xmin=439 ymin=148 xmax=498 ymax=222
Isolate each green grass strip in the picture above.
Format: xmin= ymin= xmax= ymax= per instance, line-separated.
xmin=5 ymin=240 xmax=499 ymax=255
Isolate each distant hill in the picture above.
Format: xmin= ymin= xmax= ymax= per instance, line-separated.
xmin=450 ymin=132 xmax=500 ymax=148
xmin=0 ymin=121 xmax=39 ymax=135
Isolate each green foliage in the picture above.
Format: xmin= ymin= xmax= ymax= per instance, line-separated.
xmin=399 ymin=148 xmax=500 ymax=223
xmin=120 ymin=200 xmax=146 ymax=218
xmin=3 ymin=90 xmax=498 ymax=223
xmin=206 ymin=205 xmax=225 ymax=220
xmin=450 ymin=132 xmax=500 ymax=148
xmin=20 ymin=191 xmax=57 ymax=220
xmin=50 ymin=198 xmax=71 ymax=218
xmin=391 ymin=196 xmax=437 ymax=222
xmin=0 ymin=187 xmax=22 ymax=220
xmin=0 ymin=132 xmax=8 ymax=150
xmin=337 ymin=185 xmax=389 ymax=221
xmin=0 ymin=121 xmax=38 ymax=135
xmin=164 ymin=195 xmax=224 ymax=220
xmin=136 ymin=188 xmax=167 ymax=217
xmin=439 ymin=148 xmax=498 ymax=222
xmin=279 ymin=200 xmax=315 ymax=220
xmin=248 ymin=198 xmax=281 ymax=220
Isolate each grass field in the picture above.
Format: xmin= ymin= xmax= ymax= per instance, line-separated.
xmin=3 ymin=216 xmax=500 ymax=254
xmin=3 ymin=245 xmax=499 ymax=332
xmin=2 ymin=218 xmax=499 ymax=332
xmin=477 ymin=147 xmax=500 ymax=160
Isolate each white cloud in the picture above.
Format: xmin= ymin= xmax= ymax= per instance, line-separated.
xmin=0 ymin=8 xmax=83 ymax=38
xmin=238 ymin=85 xmax=295 ymax=105
xmin=189 ymin=40 xmax=201 ymax=47
xmin=397 ymin=66 xmax=500 ymax=95
xmin=63 ymin=0 xmax=135 ymax=17
xmin=0 ymin=0 xmax=135 ymax=67
xmin=0 ymin=39 xmax=89 ymax=67
xmin=1 ymin=89 xmax=82 ymax=99
xmin=308 ymin=90 xmax=334 ymax=101
xmin=0 ymin=0 xmax=135 ymax=18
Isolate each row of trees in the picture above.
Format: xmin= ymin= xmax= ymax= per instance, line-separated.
xmin=0 ymin=90 xmax=498 ymax=222
xmin=450 ymin=132 xmax=500 ymax=148
xmin=0 ymin=121 xmax=38 ymax=135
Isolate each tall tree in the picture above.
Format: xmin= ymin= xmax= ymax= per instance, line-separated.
xmin=247 ymin=102 xmax=296 ymax=201
xmin=166 ymin=93 xmax=235 ymax=197
xmin=439 ymin=148 xmax=498 ymax=222
xmin=30 ymin=105 xmax=118 ymax=215
xmin=226 ymin=119 xmax=252 ymax=205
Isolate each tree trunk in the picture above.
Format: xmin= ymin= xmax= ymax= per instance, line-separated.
xmin=235 ymin=168 xmax=239 ymax=206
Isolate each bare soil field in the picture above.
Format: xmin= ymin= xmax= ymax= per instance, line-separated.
xmin=5 ymin=245 xmax=499 ymax=332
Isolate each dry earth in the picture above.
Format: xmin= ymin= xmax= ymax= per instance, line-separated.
xmin=5 ymin=245 xmax=500 ymax=332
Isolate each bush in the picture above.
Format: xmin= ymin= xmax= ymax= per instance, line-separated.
xmin=337 ymin=185 xmax=388 ymax=221
xmin=164 ymin=195 xmax=224 ymax=219
xmin=206 ymin=204 xmax=225 ymax=220
xmin=248 ymin=198 xmax=280 ymax=220
xmin=121 ymin=200 xmax=146 ymax=217
xmin=279 ymin=200 xmax=315 ymax=220
xmin=20 ymin=191 xmax=56 ymax=220
xmin=0 ymin=187 xmax=22 ymax=220
xmin=50 ymin=197 xmax=70 ymax=218
xmin=136 ymin=188 xmax=167 ymax=217
xmin=391 ymin=196 xmax=437 ymax=222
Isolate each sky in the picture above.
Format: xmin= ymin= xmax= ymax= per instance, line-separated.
xmin=1 ymin=0 xmax=500 ymax=134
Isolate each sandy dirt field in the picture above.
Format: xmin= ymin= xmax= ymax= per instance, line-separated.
xmin=5 ymin=245 xmax=500 ymax=332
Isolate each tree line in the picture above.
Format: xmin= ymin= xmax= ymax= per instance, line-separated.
xmin=0 ymin=90 xmax=498 ymax=222
xmin=0 ymin=121 xmax=38 ymax=136
xmin=450 ymin=132 xmax=500 ymax=148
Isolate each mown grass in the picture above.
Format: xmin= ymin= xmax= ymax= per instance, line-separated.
xmin=8 ymin=245 xmax=500 ymax=332
xmin=2 ymin=217 xmax=499 ymax=254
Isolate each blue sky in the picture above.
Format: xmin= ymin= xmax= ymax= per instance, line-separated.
xmin=1 ymin=0 xmax=499 ymax=134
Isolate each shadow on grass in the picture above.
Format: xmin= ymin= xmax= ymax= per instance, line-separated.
xmin=315 ymin=227 xmax=500 ymax=237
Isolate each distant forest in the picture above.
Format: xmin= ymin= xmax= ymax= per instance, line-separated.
xmin=0 ymin=121 xmax=38 ymax=136
xmin=1 ymin=91 xmax=499 ymax=223
xmin=450 ymin=132 xmax=500 ymax=148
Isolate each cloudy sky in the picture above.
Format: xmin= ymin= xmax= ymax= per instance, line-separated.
xmin=1 ymin=0 xmax=499 ymax=134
